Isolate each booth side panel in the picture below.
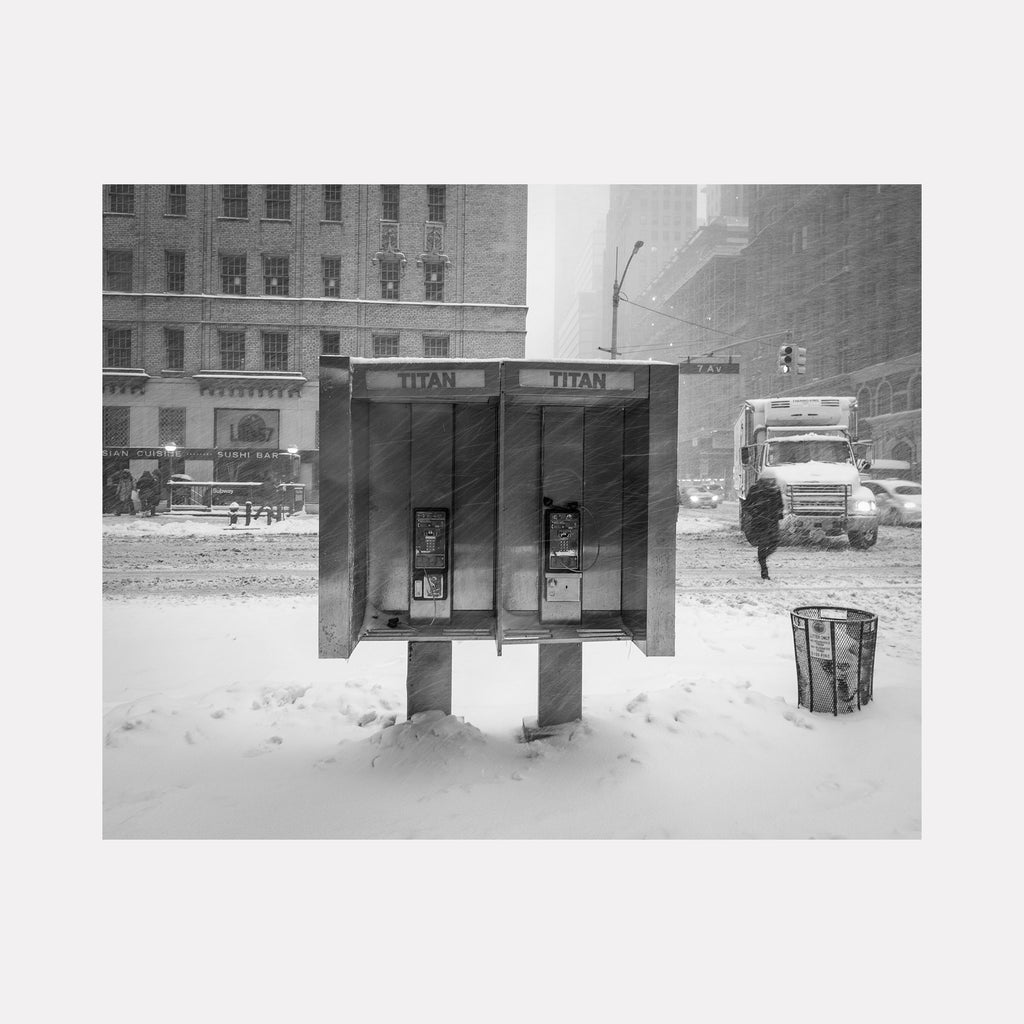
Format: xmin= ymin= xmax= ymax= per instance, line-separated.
xmin=368 ymin=403 xmax=411 ymax=614
xmin=319 ymin=361 xmax=355 ymax=658
xmin=582 ymin=407 xmax=624 ymax=611
xmin=621 ymin=405 xmax=650 ymax=651
xmin=644 ymin=364 xmax=679 ymax=657
xmin=350 ymin=398 xmax=370 ymax=645
xmin=500 ymin=404 xmax=542 ymax=613
xmin=453 ymin=404 xmax=499 ymax=613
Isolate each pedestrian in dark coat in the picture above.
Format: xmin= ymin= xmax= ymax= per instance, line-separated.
xmin=745 ymin=475 xmax=784 ymax=580
xmin=114 ymin=468 xmax=135 ymax=516
xmin=137 ymin=471 xmax=160 ymax=516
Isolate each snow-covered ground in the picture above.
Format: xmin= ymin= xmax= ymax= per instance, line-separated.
xmin=103 ymin=511 xmax=920 ymax=839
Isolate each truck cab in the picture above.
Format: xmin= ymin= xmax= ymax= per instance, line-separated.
xmin=734 ymin=398 xmax=879 ymax=549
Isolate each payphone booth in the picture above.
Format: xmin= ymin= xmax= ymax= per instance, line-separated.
xmin=319 ymin=357 xmax=678 ymax=737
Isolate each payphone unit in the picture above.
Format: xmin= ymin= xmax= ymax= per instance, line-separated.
xmin=413 ymin=508 xmax=449 ymax=601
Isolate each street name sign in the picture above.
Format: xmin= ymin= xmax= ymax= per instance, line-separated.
xmin=678 ymin=362 xmax=740 ymax=375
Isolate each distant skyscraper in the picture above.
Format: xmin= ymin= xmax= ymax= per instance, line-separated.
xmin=600 ymin=185 xmax=699 ymax=357
xmin=553 ymin=185 xmax=608 ymax=354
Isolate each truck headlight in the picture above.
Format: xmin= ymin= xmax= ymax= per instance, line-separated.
xmin=852 ymin=499 xmax=876 ymax=513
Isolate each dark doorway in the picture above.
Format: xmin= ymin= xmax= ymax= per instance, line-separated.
xmin=103 ymin=456 xmax=129 ymax=513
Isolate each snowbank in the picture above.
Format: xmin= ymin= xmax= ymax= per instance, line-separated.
xmin=103 ymin=513 xmax=318 ymax=538
xmin=103 ymin=591 xmax=920 ymax=839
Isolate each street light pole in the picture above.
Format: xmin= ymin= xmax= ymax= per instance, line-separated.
xmin=610 ymin=239 xmax=643 ymax=360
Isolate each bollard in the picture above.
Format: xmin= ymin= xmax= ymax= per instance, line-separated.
xmin=245 ymin=501 xmax=252 ymax=526
xmin=229 ymin=501 xmax=239 ymax=526
xmin=266 ymin=507 xmax=273 ymax=525
xmin=275 ymin=505 xmax=283 ymax=523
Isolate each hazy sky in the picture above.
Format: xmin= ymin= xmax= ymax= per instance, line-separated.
xmin=526 ymin=184 xmax=556 ymax=358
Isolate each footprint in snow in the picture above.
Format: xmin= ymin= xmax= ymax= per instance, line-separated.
xmin=782 ymin=709 xmax=814 ymax=730
xmin=625 ymin=693 xmax=648 ymax=713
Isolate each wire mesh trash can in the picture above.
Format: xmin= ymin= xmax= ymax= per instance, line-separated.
xmin=790 ymin=606 xmax=878 ymax=715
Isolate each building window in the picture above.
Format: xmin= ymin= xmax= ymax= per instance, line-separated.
xmin=104 ymin=249 xmax=133 ymax=291
xmin=104 ymin=327 xmax=133 ymax=367
xmin=324 ymin=185 xmax=343 ymax=222
xmin=323 ymin=257 xmax=341 ymax=297
xmin=876 ymin=381 xmax=893 ymax=416
xmin=165 ymin=250 xmax=185 ymax=293
xmin=381 ymin=184 xmax=399 ymax=221
xmin=373 ymin=333 xmax=399 ymax=357
xmin=424 ymin=261 xmax=445 ymax=302
xmin=265 ymin=185 xmax=291 ymax=220
xmin=262 ymin=332 xmax=289 ymax=371
xmin=103 ymin=406 xmax=130 ymax=447
xmin=159 ymin=408 xmax=186 ymax=446
xmin=219 ymin=330 xmax=246 ymax=371
xmin=263 ymin=255 xmax=289 ymax=295
xmin=222 ymin=185 xmax=248 ymax=218
xmin=164 ymin=328 xmax=185 ymax=370
xmin=321 ymin=331 xmax=341 ymax=355
xmin=106 ymin=185 xmax=135 ymax=214
xmin=380 ymin=259 xmax=400 ymax=300
xmin=166 ymin=185 xmax=186 ymax=216
xmin=428 ymin=185 xmax=446 ymax=222
xmin=423 ymin=335 xmax=449 ymax=358
xmin=221 ymin=255 xmax=246 ymax=295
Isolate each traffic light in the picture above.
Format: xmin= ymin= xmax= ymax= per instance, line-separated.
xmin=796 ymin=347 xmax=807 ymax=374
xmin=778 ymin=344 xmax=793 ymax=374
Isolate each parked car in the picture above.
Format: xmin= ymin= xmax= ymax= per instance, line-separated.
xmin=863 ymin=479 xmax=922 ymax=526
xmin=678 ymin=484 xmax=718 ymax=509
xmin=706 ymin=483 xmax=725 ymax=503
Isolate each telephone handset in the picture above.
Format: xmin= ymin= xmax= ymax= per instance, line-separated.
xmin=413 ymin=508 xmax=448 ymax=601
xmin=544 ymin=507 xmax=581 ymax=573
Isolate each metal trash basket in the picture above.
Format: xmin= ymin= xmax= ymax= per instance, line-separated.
xmin=790 ymin=606 xmax=878 ymax=715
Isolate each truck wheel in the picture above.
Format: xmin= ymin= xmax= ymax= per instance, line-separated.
xmin=849 ymin=527 xmax=878 ymax=549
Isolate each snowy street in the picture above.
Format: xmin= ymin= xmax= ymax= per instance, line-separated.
xmin=102 ymin=507 xmax=920 ymax=839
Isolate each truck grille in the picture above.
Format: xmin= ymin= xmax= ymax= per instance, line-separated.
xmin=786 ymin=483 xmax=850 ymax=516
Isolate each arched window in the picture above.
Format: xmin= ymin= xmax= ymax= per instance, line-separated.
xmin=876 ymin=380 xmax=893 ymax=416
xmin=909 ymin=375 xmax=922 ymax=409
xmin=892 ymin=441 xmax=914 ymax=464
xmin=857 ymin=386 xmax=873 ymax=417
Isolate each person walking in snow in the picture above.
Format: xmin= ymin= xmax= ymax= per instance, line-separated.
xmin=745 ymin=475 xmax=784 ymax=580
xmin=137 ymin=470 xmax=160 ymax=517
xmin=114 ymin=468 xmax=136 ymax=516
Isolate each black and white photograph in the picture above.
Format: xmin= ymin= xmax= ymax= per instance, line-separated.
xmin=100 ymin=183 xmax=922 ymax=840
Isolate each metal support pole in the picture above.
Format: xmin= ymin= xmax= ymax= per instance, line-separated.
xmin=407 ymin=641 xmax=452 ymax=719
xmin=538 ymin=642 xmax=583 ymax=728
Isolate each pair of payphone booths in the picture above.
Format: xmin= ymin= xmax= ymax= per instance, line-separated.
xmin=319 ymin=357 xmax=678 ymax=737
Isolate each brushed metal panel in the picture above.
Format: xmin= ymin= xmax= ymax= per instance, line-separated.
xmin=410 ymin=404 xmax=454 ymax=622
xmin=500 ymin=404 xmax=541 ymax=613
xmin=367 ymin=403 xmax=411 ymax=613
xmin=452 ymin=403 xmax=498 ymax=612
xmin=582 ymin=406 xmax=624 ymax=612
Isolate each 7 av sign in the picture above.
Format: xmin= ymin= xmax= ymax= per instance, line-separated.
xmin=678 ymin=362 xmax=740 ymax=375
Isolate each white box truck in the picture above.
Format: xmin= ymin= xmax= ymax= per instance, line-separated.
xmin=733 ymin=396 xmax=879 ymax=549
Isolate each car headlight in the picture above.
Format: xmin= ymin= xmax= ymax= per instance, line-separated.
xmin=903 ymin=501 xmax=918 ymax=508
xmin=852 ymin=499 xmax=876 ymax=513
xmin=689 ymin=496 xmax=699 ymax=503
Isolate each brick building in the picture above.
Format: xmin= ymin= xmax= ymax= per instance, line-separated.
xmin=102 ymin=184 xmax=528 ymax=509
xmin=630 ymin=184 xmax=922 ymax=485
